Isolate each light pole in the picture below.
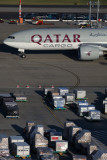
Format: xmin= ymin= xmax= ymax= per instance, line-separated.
xmin=97 ymin=0 xmax=100 ymax=25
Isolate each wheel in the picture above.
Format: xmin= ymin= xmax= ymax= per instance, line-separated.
xmin=21 ymin=54 xmax=26 ymax=58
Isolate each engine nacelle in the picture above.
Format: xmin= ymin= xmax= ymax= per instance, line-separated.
xmin=79 ymin=45 xmax=103 ymax=60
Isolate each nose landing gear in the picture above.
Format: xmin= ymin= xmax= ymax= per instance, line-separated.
xmin=18 ymin=48 xmax=26 ymax=58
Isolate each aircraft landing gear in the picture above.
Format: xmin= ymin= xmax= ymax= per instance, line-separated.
xmin=21 ymin=53 xmax=26 ymax=58
xmin=18 ymin=48 xmax=26 ymax=58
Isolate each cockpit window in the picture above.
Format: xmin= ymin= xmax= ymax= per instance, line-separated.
xmin=8 ymin=36 xmax=15 ymax=39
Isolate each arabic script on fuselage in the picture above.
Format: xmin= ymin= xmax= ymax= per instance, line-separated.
xmin=90 ymin=33 xmax=107 ymax=37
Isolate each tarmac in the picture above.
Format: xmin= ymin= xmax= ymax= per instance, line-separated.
xmin=0 ymin=21 xmax=107 ymax=159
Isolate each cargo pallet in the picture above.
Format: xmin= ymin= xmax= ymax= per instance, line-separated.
xmin=76 ymin=98 xmax=88 ymax=100
xmin=15 ymin=155 xmax=31 ymax=159
xmin=15 ymin=100 xmax=27 ymax=102
xmin=6 ymin=116 xmax=19 ymax=119
xmin=53 ymin=106 xmax=66 ymax=110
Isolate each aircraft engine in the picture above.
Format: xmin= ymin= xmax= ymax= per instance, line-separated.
xmin=79 ymin=45 xmax=103 ymax=60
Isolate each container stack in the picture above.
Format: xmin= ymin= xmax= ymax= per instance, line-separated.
xmin=65 ymin=93 xmax=75 ymax=104
xmin=26 ymin=121 xmax=35 ymax=140
xmin=34 ymin=125 xmax=44 ymax=136
xmin=63 ymin=121 xmax=76 ymax=139
xmin=69 ymin=126 xmax=82 ymax=144
xmin=58 ymin=87 xmax=69 ymax=96
xmin=0 ymin=134 xmax=9 ymax=157
xmin=75 ymin=130 xmax=91 ymax=151
xmin=36 ymin=147 xmax=54 ymax=160
xmin=74 ymin=89 xmax=86 ymax=99
xmin=12 ymin=142 xmax=30 ymax=158
xmin=92 ymin=150 xmax=107 ymax=160
xmin=78 ymin=105 xmax=88 ymax=117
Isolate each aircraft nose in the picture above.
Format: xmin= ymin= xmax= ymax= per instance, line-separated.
xmin=3 ymin=38 xmax=10 ymax=46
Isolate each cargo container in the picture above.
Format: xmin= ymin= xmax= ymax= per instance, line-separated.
xmin=58 ymin=87 xmax=69 ymax=96
xmin=30 ymin=132 xmax=48 ymax=148
xmin=77 ymin=100 xmax=89 ymax=108
xmin=74 ymin=89 xmax=87 ymax=99
xmin=87 ymin=142 xmax=98 ymax=156
xmin=55 ymin=140 xmax=68 ymax=153
xmin=12 ymin=142 xmax=30 ymax=158
xmin=9 ymin=136 xmax=24 ymax=150
xmin=50 ymin=132 xmax=62 ymax=142
xmin=78 ymin=105 xmax=88 ymax=117
xmin=63 ymin=121 xmax=76 ymax=139
xmin=53 ymin=98 xmax=65 ymax=108
xmin=69 ymin=126 xmax=82 ymax=144
xmin=36 ymin=147 xmax=54 ymax=160
xmin=0 ymin=134 xmax=8 ymax=149
xmin=88 ymin=110 xmax=101 ymax=120
xmin=103 ymin=103 xmax=107 ymax=114
xmin=13 ymin=91 xmax=27 ymax=102
xmin=43 ymin=88 xmax=54 ymax=95
xmin=0 ymin=149 xmax=10 ymax=156
xmin=75 ymin=130 xmax=91 ymax=150
xmin=92 ymin=150 xmax=107 ymax=160
xmin=65 ymin=93 xmax=75 ymax=104
xmin=87 ymin=105 xmax=95 ymax=111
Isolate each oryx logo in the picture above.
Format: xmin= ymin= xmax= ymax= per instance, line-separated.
xmin=86 ymin=51 xmax=91 ymax=56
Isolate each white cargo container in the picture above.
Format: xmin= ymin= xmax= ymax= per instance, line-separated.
xmin=103 ymin=103 xmax=107 ymax=114
xmin=89 ymin=110 xmax=101 ymax=120
xmin=43 ymin=88 xmax=54 ymax=95
xmin=103 ymin=100 xmax=107 ymax=104
xmin=55 ymin=140 xmax=68 ymax=152
xmin=52 ymin=95 xmax=62 ymax=100
xmin=9 ymin=136 xmax=24 ymax=149
xmin=77 ymin=100 xmax=88 ymax=108
xmin=58 ymin=87 xmax=69 ymax=96
xmin=65 ymin=93 xmax=75 ymax=104
xmin=74 ymin=89 xmax=86 ymax=99
xmin=78 ymin=105 xmax=88 ymax=116
xmin=53 ymin=98 xmax=65 ymax=108
xmin=12 ymin=142 xmax=30 ymax=158
xmin=69 ymin=126 xmax=82 ymax=144
xmin=63 ymin=121 xmax=76 ymax=139
xmin=92 ymin=150 xmax=107 ymax=160
xmin=0 ymin=134 xmax=8 ymax=149
xmin=87 ymin=105 xmax=95 ymax=111
xmin=36 ymin=147 xmax=54 ymax=160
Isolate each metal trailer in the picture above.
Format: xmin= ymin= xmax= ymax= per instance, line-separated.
xmin=12 ymin=142 xmax=31 ymax=158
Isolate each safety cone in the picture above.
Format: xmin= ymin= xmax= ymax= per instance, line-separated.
xmin=17 ymin=85 xmax=20 ymax=88
xmin=38 ymin=85 xmax=42 ymax=88
xmin=26 ymin=85 xmax=30 ymax=88
xmin=51 ymin=84 xmax=54 ymax=88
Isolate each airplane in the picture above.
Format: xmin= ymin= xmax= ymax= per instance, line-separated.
xmin=3 ymin=28 xmax=107 ymax=60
